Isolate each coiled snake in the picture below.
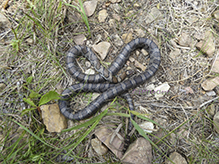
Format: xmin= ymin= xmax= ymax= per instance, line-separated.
xmin=58 ymin=38 xmax=161 ymax=151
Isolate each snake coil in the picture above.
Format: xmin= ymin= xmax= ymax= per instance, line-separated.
xmin=58 ymin=38 xmax=161 ymax=151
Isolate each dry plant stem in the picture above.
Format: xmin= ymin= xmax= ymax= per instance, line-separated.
xmin=3 ymin=0 xmax=9 ymax=9
xmin=199 ymin=96 xmax=219 ymax=108
xmin=110 ymin=123 xmax=124 ymax=144
xmin=149 ymin=103 xmax=194 ymax=109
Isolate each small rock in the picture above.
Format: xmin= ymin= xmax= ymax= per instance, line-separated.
xmin=165 ymin=152 xmax=187 ymax=164
xmin=207 ymin=104 xmax=216 ymax=116
xmin=91 ymin=93 xmax=100 ymax=101
xmin=139 ymin=122 xmax=154 ymax=133
xmin=98 ymin=9 xmax=108 ymax=22
xmin=25 ymin=38 xmax=34 ymax=44
xmin=145 ymin=7 xmax=162 ymax=24
xmin=122 ymin=138 xmax=152 ymax=164
xmin=41 ymin=104 xmax=67 ymax=133
xmin=0 ymin=13 xmax=10 ymax=28
xmin=111 ymin=34 xmax=123 ymax=46
xmin=109 ymin=19 xmax=116 ymax=28
xmin=178 ymin=32 xmax=192 ymax=47
xmin=94 ymin=34 xmax=102 ymax=44
xmin=134 ymin=59 xmax=146 ymax=71
xmin=129 ymin=57 xmax=135 ymax=62
xmin=112 ymin=13 xmax=120 ymax=21
xmin=0 ymin=83 xmax=6 ymax=92
xmin=145 ymin=84 xmax=155 ymax=96
xmin=134 ymin=28 xmax=145 ymax=37
xmin=169 ymin=49 xmax=180 ymax=59
xmin=95 ymin=126 xmax=123 ymax=159
xmin=211 ymin=57 xmax=219 ymax=73
xmin=110 ymin=0 xmax=121 ymax=3
xmin=91 ymin=138 xmax=108 ymax=155
xmin=85 ymin=61 xmax=91 ymax=68
xmin=134 ymin=3 xmax=141 ymax=8
xmin=193 ymin=31 xmax=205 ymax=40
xmin=73 ymin=34 xmax=86 ymax=45
xmin=85 ymin=68 xmax=95 ymax=75
xmin=201 ymin=77 xmax=219 ymax=91
xmin=93 ymin=41 xmax=111 ymax=60
xmin=206 ymin=91 xmax=216 ymax=96
xmin=154 ymin=82 xmax=170 ymax=99
xmin=213 ymin=10 xmax=219 ymax=20
xmin=184 ymin=87 xmax=194 ymax=94
xmin=195 ymin=31 xmax=215 ymax=57
xmin=141 ymin=48 xmax=148 ymax=56
xmin=121 ymin=33 xmax=133 ymax=44
xmin=110 ymin=3 xmax=121 ymax=13
xmin=84 ymin=0 xmax=97 ymax=17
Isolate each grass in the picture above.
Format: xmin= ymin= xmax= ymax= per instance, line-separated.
xmin=0 ymin=0 xmax=98 ymax=163
xmin=0 ymin=0 xmax=219 ymax=163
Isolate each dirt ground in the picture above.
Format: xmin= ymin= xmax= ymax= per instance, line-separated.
xmin=0 ymin=0 xmax=219 ymax=163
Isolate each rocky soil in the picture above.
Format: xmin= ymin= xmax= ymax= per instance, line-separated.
xmin=0 ymin=0 xmax=219 ymax=163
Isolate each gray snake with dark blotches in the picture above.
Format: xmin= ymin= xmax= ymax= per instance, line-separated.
xmin=58 ymin=38 xmax=161 ymax=151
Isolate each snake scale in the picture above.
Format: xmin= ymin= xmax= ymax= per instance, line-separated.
xmin=58 ymin=38 xmax=161 ymax=151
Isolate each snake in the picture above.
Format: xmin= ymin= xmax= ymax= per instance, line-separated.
xmin=58 ymin=38 xmax=161 ymax=151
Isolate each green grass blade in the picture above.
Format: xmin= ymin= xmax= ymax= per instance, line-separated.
xmin=12 ymin=120 xmax=56 ymax=149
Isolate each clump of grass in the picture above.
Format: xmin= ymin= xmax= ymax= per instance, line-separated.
xmin=0 ymin=0 xmax=96 ymax=163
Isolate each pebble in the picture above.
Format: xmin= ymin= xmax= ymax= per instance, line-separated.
xmin=121 ymin=33 xmax=133 ymax=44
xmin=109 ymin=19 xmax=116 ymax=28
xmin=154 ymin=82 xmax=170 ymax=99
xmin=206 ymin=91 xmax=216 ymax=96
xmin=91 ymin=138 xmax=108 ymax=155
xmin=93 ymin=41 xmax=111 ymax=60
xmin=211 ymin=57 xmax=219 ymax=73
xmin=110 ymin=0 xmax=121 ymax=3
xmin=122 ymin=138 xmax=152 ymax=164
xmin=201 ymin=77 xmax=219 ymax=91
xmin=213 ymin=10 xmax=219 ymax=20
xmin=0 ymin=83 xmax=6 ymax=92
xmin=145 ymin=7 xmax=162 ymax=24
xmin=84 ymin=0 xmax=97 ymax=17
xmin=134 ymin=28 xmax=145 ymax=37
xmin=73 ymin=34 xmax=86 ymax=45
xmin=111 ymin=34 xmax=123 ymax=46
xmin=195 ymin=31 xmax=215 ymax=57
xmin=98 ymin=9 xmax=108 ymax=22
xmin=139 ymin=122 xmax=154 ymax=133
xmin=85 ymin=68 xmax=95 ymax=75
xmin=0 ymin=13 xmax=10 ymax=28
xmin=40 ymin=104 xmax=67 ymax=133
xmin=178 ymin=32 xmax=192 ymax=47
xmin=85 ymin=61 xmax=91 ymax=68
xmin=165 ymin=152 xmax=187 ymax=164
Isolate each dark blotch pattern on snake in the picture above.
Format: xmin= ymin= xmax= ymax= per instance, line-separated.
xmin=58 ymin=38 xmax=161 ymax=152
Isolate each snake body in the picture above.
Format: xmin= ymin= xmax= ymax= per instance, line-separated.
xmin=58 ymin=38 xmax=161 ymax=149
